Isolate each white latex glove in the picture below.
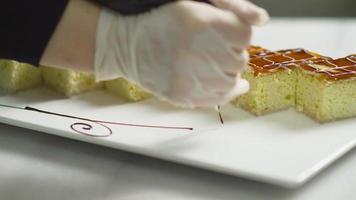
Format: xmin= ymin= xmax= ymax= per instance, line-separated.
xmin=95 ymin=0 xmax=269 ymax=108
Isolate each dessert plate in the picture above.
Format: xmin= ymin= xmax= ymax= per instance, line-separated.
xmin=1 ymin=87 xmax=356 ymax=188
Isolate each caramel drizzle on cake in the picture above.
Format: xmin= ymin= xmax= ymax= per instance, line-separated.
xmin=248 ymin=47 xmax=356 ymax=80
xmin=300 ymin=55 xmax=356 ymax=80
xmin=248 ymin=48 xmax=325 ymax=75
xmin=248 ymin=46 xmax=275 ymax=58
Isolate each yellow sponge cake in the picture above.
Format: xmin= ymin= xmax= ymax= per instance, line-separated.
xmin=233 ymin=47 xmax=323 ymax=115
xmin=41 ymin=66 xmax=103 ymax=96
xmin=105 ymin=78 xmax=151 ymax=102
xmin=296 ymin=55 xmax=356 ymax=122
xmin=41 ymin=66 xmax=150 ymax=101
xmin=235 ymin=46 xmax=356 ymax=123
xmin=0 ymin=59 xmax=42 ymax=92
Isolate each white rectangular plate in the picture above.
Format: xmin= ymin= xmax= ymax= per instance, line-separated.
xmin=1 ymin=87 xmax=355 ymax=188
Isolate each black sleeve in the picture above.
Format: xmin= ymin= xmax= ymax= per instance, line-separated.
xmin=0 ymin=0 xmax=69 ymax=66
xmin=94 ymin=0 xmax=211 ymax=15
xmin=0 ymin=0 xmax=210 ymax=66
xmin=94 ymin=0 xmax=178 ymax=14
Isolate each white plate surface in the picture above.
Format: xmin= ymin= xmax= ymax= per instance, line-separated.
xmin=1 ymin=19 xmax=355 ymax=188
xmin=1 ymin=87 xmax=356 ymax=188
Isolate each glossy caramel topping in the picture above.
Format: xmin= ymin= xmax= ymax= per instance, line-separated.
xmin=248 ymin=48 xmax=324 ymax=75
xmin=248 ymin=46 xmax=276 ymax=58
xmin=300 ymin=55 xmax=356 ymax=80
xmin=247 ymin=47 xmax=356 ymax=81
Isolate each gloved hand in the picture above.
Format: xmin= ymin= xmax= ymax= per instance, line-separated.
xmin=95 ymin=0 xmax=269 ymax=108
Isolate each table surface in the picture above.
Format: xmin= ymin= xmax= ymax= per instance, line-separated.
xmin=1 ymin=18 xmax=356 ymax=200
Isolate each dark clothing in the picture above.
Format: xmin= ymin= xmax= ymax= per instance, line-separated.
xmin=94 ymin=0 xmax=210 ymax=14
xmin=0 ymin=0 xmax=69 ymax=65
xmin=94 ymin=0 xmax=178 ymax=15
xmin=0 ymin=0 xmax=198 ymax=66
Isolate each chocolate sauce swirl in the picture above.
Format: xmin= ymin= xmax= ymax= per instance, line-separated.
xmin=21 ymin=106 xmax=193 ymax=137
xmin=71 ymin=122 xmax=112 ymax=137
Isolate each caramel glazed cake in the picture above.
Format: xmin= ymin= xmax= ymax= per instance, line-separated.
xmin=234 ymin=46 xmax=356 ymax=123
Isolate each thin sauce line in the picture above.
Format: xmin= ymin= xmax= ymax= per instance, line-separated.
xmin=0 ymin=104 xmax=193 ymax=131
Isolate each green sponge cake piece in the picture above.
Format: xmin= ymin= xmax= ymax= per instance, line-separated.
xmin=234 ymin=46 xmax=356 ymax=123
xmin=41 ymin=66 xmax=149 ymax=101
xmin=0 ymin=59 xmax=42 ymax=92
xmin=233 ymin=48 xmax=321 ymax=115
xmin=296 ymin=55 xmax=356 ymax=122
xmin=105 ymin=78 xmax=151 ymax=101
xmin=41 ymin=66 xmax=103 ymax=96
xmin=233 ymin=67 xmax=296 ymax=115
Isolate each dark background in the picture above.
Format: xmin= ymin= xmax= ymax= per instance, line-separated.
xmin=251 ymin=0 xmax=355 ymax=17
